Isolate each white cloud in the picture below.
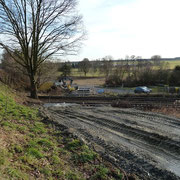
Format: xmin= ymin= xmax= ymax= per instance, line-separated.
xmin=69 ymin=0 xmax=180 ymax=61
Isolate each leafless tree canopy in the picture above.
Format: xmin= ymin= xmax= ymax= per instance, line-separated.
xmin=79 ymin=58 xmax=90 ymax=76
xmin=0 ymin=0 xmax=84 ymax=98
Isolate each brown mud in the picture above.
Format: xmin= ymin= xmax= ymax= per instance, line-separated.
xmin=42 ymin=104 xmax=180 ymax=180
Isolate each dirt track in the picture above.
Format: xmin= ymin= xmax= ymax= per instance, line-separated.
xmin=45 ymin=104 xmax=180 ymax=180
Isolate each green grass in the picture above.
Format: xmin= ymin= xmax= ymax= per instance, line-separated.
xmin=90 ymin=165 xmax=109 ymax=180
xmin=115 ymin=60 xmax=180 ymax=70
xmin=0 ymin=84 xmax=38 ymax=121
xmin=0 ymin=82 xmax=126 ymax=180
xmin=71 ymin=143 xmax=98 ymax=164
xmin=26 ymin=147 xmax=44 ymax=159
xmin=66 ymin=139 xmax=82 ymax=151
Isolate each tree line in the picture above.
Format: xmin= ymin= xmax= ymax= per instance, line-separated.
xmin=59 ymin=55 xmax=180 ymax=87
xmin=1 ymin=53 xmax=180 ymax=91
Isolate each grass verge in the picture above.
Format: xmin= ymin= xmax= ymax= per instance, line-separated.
xmin=0 ymin=82 xmax=129 ymax=180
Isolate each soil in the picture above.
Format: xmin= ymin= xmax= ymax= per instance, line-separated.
xmin=73 ymin=77 xmax=105 ymax=86
xmin=150 ymin=107 xmax=180 ymax=119
xmin=42 ymin=104 xmax=180 ymax=180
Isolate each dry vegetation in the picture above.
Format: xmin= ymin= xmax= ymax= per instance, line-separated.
xmin=150 ymin=107 xmax=180 ymax=118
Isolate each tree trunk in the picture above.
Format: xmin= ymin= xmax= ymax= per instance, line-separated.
xmin=29 ymin=74 xmax=38 ymax=99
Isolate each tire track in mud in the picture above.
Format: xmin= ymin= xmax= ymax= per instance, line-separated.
xmin=53 ymin=108 xmax=180 ymax=162
xmin=47 ymin=106 xmax=180 ymax=180
xmin=95 ymin=108 xmax=180 ymax=128
xmin=89 ymin=107 xmax=180 ymax=140
xmin=49 ymin=111 xmax=161 ymax=179
xmin=78 ymin=129 xmax=179 ymax=180
xmin=54 ymin=108 xmax=180 ymax=154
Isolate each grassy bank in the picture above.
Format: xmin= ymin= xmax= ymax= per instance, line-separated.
xmin=0 ymin=82 xmax=126 ymax=180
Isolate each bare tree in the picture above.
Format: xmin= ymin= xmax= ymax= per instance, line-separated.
xmin=90 ymin=60 xmax=101 ymax=75
xmin=115 ymin=60 xmax=127 ymax=81
xmin=100 ymin=56 xmax=113 ymax=77
xmin=130 ymin=55 xmax=141 ymax=82
xmin=36 ymin=61 xmax=58 ymax=88
xmin=1 ymin=49 xmax=29 ymax=89
xmin=151 ymin=55 xmax=161 ymax=67
xmin=79 ymin=58 xmax=90 ymax=76
xmin=151 ymin=55 xmax=161 ymax=60
xmin=0 ymin=0 xmax=84 ymax=98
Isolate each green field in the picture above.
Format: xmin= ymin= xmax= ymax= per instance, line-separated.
xmin=70 ymin=60 xmax=180 ymax=77
xmin=70 ymin=68 xmax=104 ymax=77
xmin=57 ymin=60 xmax=180 ymax=78
xmin=164 ymin=60 xmax=180 ymax=69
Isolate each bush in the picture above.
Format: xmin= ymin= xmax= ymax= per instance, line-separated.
xmin=169 ymin=66 xmax=180 ymax=86
xmin=105 ymin=69 xmax=170 ymax=87
xmin=105 ymin=75 xmax=123 ymax=87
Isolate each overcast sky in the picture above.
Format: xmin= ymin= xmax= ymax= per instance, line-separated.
xmin=68 ymin=0 xmax=180 ymax=61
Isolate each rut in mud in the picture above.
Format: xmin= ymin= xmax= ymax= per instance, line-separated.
xmin=45 ymin=104 xmax=180 ymax=180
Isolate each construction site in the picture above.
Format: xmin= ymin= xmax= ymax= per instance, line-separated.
xmin=38 ymin=91 xmax=180 ymax=180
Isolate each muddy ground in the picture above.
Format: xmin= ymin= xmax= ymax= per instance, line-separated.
xmin=43 ymin=104 xmax=180 ymax=180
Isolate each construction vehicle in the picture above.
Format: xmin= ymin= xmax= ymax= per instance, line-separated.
xmin=54 ymin=76 xmax=78 ymax=92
